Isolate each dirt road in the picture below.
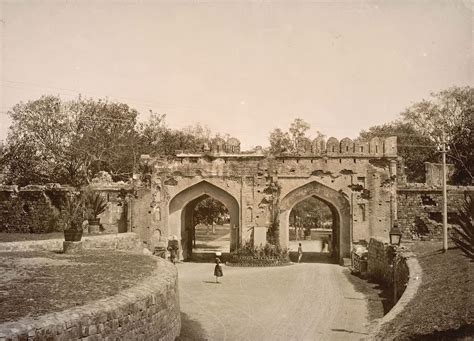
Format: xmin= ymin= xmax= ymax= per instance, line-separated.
xmin=177 ymin=262 xmax=376 ymax=341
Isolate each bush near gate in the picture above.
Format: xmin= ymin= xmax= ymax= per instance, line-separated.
xmin=228 ymin=240 xmax=290 ymax=266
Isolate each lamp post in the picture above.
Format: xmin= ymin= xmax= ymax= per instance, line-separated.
xmin=389 ymin=222 xmax=402 ymax=304
xmin=389 ymin=222 xmax=402 ymax=246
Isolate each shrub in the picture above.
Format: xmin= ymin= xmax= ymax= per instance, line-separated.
xmin=451 ymin=194 xmax=474 ymax=260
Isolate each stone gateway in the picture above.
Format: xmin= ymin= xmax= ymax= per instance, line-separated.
xmin=131 ymin=136 xmax=398 ymax=264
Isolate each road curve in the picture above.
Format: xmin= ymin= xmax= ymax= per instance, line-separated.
xmin=177 ymin=262 xmax=373 ymax=341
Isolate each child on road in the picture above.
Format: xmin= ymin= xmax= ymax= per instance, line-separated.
xmin=214 ymin=258 xmax=223 ymax=283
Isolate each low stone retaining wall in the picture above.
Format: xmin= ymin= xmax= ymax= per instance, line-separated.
xmin=0 ymin=257 xmax=180 ymax=341
xmin=0 ymin=232 xmax=143 ymax=253
xmin=367 ymin=237 xmax=423 ymax=339
xmin=367 ymin=237 xmax=411 ymax=295
xmin=369 ymin=254 xmax=422 ymax=339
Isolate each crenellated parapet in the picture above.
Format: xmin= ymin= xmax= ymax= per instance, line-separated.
xmin=294 ymin=136 xmax=397 ymax=157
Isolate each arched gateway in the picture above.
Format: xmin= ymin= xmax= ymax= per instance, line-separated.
xmin=279 ymin=181 xmax=351 ymax=259
xmin=131 ymin=136 xmax=398 ymax=263
xmin=169 ymin=181 xmax=240 ymax=260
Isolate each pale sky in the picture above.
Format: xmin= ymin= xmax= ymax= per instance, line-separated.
xmin=1 ymin=0 xmax=472 ymax=149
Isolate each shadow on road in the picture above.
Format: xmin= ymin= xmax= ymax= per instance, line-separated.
xmin=176 ymin=312 xmax=208 ymax=341
xmin=342 ymin=269 xmax=389 ymax=320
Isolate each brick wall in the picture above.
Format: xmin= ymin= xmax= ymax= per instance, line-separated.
xmin=397 ymin=184 xmax=473 ymax=240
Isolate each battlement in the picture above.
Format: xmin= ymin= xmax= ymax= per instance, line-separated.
xmin=174 ymin=136 xmax=397 ymax=158
xmin=281 ymin=136 xmax=397 ymax=157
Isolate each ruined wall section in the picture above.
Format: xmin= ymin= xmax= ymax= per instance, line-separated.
xmin=133 ymin=155 xmax=272 ymax=249
xmin=275 ymin=155 xmax=395 ymax=243
xmin=397 ymin=184 xmax=473 ymax=240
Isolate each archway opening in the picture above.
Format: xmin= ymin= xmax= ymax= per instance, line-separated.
xmin=289 ymin=196 xmax=336 ymax=260
xmin=191 ymin=196 xmax=231 ymax=254
xmin=279 ymin=181 xmax=351 ymax=263
xmin=168 ymin=181 xmax=240 ymax=261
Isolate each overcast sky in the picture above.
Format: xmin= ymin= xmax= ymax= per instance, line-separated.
xmin=1 ymin=0 xmax=472 ymax=149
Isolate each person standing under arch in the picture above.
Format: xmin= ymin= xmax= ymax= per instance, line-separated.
xmin=297 ymin=243 xmax=303 ymax=263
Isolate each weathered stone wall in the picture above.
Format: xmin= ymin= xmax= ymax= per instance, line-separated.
xmin=0 ymin=233 xmax=143 ymax=252
xmin=397 ymin=184 xmax=473 ymax=240
xmin=367 ymin=237 xmax=411 ymax=302
xmin=134 ymin=136 xmax=397 ymax=262
xmin=0 ymin=257 xmax=180 ymax=341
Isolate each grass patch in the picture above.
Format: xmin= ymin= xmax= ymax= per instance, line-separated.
xmin=0 ymin=250 xmax=156 ymax=322
xmin=377 ymin=241 xmax=473 ymax=340
xmin=0 ymin=232 xmax=64 ymax=242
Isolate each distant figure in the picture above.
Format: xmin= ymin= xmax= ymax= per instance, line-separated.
xmin=167 ymin=238 xmax=179 ymax=264
xmin=297 ymin=243 xmax=303 ymax=263
xmin=214 ymin=258 xmax=223 ymax=283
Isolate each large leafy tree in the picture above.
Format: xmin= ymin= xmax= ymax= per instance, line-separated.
xmin=137 ymin=113 xmax=213 ymax=156
xmin=269 ymin=118 xmax=319 ymax=154
xmin=360 ymin=86 xmax=473 ymax=184
xmin=401 ymin=86 xmax=473 ymax=184
xmin=2 ymin=95 xmax=138 ymax=186
xmin=359 ymin=121 xmax=436 ymax=182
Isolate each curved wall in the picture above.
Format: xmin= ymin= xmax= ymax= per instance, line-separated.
xmin=0 ymin=257 xmax=180 ymax=341
xmin=0 ymin=234 xmax=180 ymax=340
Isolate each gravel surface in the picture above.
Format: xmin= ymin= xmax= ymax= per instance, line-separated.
xmin=177 ymin=262 xmax=383 ymax=341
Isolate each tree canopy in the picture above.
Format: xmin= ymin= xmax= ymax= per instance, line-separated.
xmin=0 ymin=96 xmax=218 ymax=186
xmin=269 ymin=118 xmax=322 ymax=154
xmin=360 ymin=86 xmax=473 ymax=184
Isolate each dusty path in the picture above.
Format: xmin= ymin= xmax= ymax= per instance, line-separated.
xmin=177 ymin=262 xmax=374 ymax=341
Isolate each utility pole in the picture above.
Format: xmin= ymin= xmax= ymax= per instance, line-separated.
xmin=441 ymin=132 xmax=448 ymax=252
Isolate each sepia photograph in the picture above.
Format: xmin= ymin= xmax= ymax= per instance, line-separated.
xmin=0 ymin=1 xmax=472 ymax=340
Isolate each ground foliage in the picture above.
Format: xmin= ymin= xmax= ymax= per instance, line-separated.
xmin=451 ymin=193 xmax=474 ymax=260
xmin=377 ymin=241 xmax=473 ymax=340
xmin=0 ymin=250 xmax=156 ymax=323
xmin=230 ymin=240 xmax=289 ymax=264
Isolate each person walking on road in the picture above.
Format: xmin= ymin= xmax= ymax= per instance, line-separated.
xmin=297 ymin=243 xmax=303 ymax=263
xmin=214 ymin=258 xmax=223 ymax=283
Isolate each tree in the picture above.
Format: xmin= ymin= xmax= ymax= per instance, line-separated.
xmin=2 ymin=95 xmax=138 ymax=186
xmin=137 ymin=115 xmax=213 ymax=156
xmin=193 ymin=197 xmax=228 ymax=226
xmin=359 ymin=121 xmax=437 ymax=182
xmin=360 ymin=86 xmax=473 ymax=184
xmin=269 ymin=128 xmax=292 ymax=154
xmin=289 ymin=118 xmax=311 ymax=152
xmin=269 ymin=118 xmax=319 ymax=155
xmin=401 ymin=86 xmax=473 ymax=184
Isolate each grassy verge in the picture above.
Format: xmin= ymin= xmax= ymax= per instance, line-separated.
xmin=0 ymin=250 xmax=156 ymax=322
xmin=0 ymin=232 xmax=118 ymax=243
xmin=0 ymin=232 xmax=64 ymax=242
xmin=377 ymin=241 xmax=473 ymax=340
